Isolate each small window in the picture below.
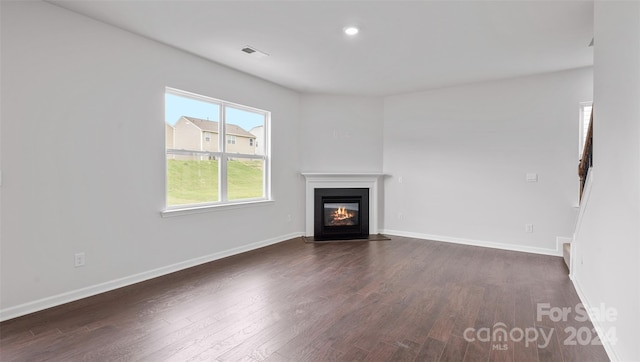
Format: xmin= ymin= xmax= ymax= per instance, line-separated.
xmin=165 ymin=87 xmax=269 ymax=208
xmin=579 ymin=102 xmax=593 ymax=157
xmin=250 ymin=138 xmax=254 ymax=146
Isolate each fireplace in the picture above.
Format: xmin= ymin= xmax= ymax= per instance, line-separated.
xmin=314 ymin=188 xmax=369 ymax=240
xmin=303 ymin=173 xmax=383 ymax=238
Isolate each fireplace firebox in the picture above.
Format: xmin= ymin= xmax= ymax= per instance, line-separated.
xmin=314 ymin=188 xmax=369 ymax=240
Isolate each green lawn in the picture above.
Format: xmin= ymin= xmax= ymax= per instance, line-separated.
xmin=167 ymin=159 xmax=263 ymax=206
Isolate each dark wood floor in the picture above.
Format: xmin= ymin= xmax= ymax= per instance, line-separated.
xmin=0 ymin=236 xmax=608 ymax=361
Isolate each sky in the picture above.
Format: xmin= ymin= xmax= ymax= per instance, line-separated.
xmin=165 ymin=93 xmax=265 ymax=132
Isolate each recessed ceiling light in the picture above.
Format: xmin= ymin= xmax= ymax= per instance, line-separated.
xmin=344 ymin=26 xmax=359 ymax=36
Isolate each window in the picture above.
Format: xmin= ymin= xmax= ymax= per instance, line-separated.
xmin=579 ymin=102 xmax=593 ymax=157
xmin=164 ymin=87 xmax=269 ymax=208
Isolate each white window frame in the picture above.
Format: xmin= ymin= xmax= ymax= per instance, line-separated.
xmin=578 ymin=101 xmax=593 ymax=158
xmin=163 ymin=87 xmax=271 ymax=216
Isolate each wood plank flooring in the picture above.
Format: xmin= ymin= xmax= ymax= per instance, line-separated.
xmin=0 ymin=236 xmax=609 ymax=361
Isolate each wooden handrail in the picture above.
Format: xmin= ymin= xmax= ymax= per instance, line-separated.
xmin=579 ymin=108 xmax=593 ymax=200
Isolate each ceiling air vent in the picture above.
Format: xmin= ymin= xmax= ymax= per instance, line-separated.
xmin=241 ymin=46 xmax=269 ymax=59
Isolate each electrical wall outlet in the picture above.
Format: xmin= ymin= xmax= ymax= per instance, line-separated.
xmin=74 ymin=252 xmax=85 ymax=267
xmin=525 ymin=224 xmax=533 ymax=233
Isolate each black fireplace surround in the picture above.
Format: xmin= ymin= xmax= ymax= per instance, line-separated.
xmin=314 ymin=188 xmax=369 ymax=240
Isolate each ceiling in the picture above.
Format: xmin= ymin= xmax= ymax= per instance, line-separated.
xmin=48 ymin=0 xmax=594 ymax=97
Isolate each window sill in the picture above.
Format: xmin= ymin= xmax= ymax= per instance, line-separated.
xmin=161 ymin=199 xmax=274 ymax=217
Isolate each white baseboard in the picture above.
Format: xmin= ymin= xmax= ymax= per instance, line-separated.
xmin=571 ymin=277 xmax=619 ymax=362
xmin=380 ymin=229 xmax=562 ymax=256
xmin=0 ymin=232 xmax=304 ymax=322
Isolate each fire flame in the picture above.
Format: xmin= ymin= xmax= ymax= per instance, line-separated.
xmin=333 ymin=206 xmax=354 ymax=221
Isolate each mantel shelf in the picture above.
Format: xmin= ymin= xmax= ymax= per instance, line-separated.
xmin=301 ymin=172 xmax=386 ymax=179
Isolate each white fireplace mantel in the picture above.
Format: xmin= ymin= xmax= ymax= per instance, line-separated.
xmin=302 ymin=173 xmax=385 ymax=237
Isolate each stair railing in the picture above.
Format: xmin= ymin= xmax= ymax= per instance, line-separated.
xmin=579 ymin=108 xmax=593 ymax=201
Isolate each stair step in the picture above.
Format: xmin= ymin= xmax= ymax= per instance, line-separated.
xmin=563 ymin=243 xmax=571 ymax=269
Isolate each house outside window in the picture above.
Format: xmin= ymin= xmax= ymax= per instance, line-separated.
xmin=164 ymin=87 xmax=269 ymax=208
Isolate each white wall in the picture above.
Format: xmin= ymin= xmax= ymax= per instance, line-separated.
xmin=300 ymin=95 xmax=383 ymax=173
xmin=383 ymin=68 xmax=593 ymax=254
xmin=3 ymin=11 xmax=636 ymax=362
xmin=573 ymin=2 xmax=640 ymax=361
xmin=0 ymin=1 xmax=303 ymax=319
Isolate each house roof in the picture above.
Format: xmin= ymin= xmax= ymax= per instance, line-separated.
xmin=181 ymin=116 xmax=255 ymax=138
